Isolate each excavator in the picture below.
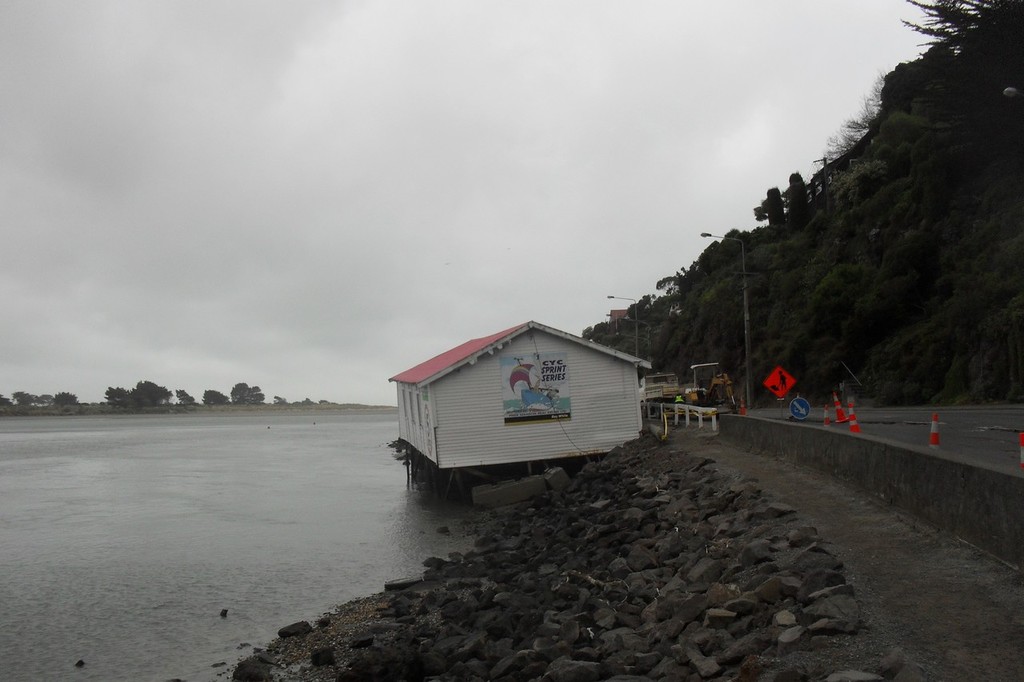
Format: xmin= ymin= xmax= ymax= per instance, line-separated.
xmin=680 ymin=362 xmax=738 ymax=412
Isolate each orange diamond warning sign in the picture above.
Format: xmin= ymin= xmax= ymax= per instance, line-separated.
xmin=763 ymin=365 xmax=796 ymax=398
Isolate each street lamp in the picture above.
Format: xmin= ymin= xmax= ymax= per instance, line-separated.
xmin=607 ymin=295 xmax=639 ymax=358
xmin=1004 ymin=87 xmax=1021 ymax=98
xmin=700 ymin=232 xmax=752 ymax=409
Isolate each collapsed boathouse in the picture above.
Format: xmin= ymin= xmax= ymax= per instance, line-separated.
xmin=389 ymin=321 xmax=650 ymax=497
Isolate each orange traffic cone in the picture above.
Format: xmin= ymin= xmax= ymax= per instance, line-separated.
xmin=847 ymin=401 xmax=862 ymax=433
xmin=928 ymin=413 xmax=940 ymax=449
xmin=739 ymin=398 xmax=747 ymax=416
xmin=823 ymin=404 xmax=831 ymax=427
xmin=831 ymin=392 xmax=849 ymax=423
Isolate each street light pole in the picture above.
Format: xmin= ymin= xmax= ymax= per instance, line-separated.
xmin=607 ymin=295 xmax=639 ymax=358
xmin=625 ymin=317 xmax=651 ymax=358
xmin=700 ymin=233 xmax=752 ymax=409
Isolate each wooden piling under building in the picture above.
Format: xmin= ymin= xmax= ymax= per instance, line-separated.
xmin=393 ymin=438 xmax=600 ymax=502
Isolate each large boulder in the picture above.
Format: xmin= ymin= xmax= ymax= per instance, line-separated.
xmin=276 ymin=620 xmax=312 ymax=638
xmin=232 ymin=657 xmax=271 ymax=681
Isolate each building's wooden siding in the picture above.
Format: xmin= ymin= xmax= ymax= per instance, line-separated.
xmin=428 ymin=328 xmax=641 ymax=469
xmin=395 ymin=383 xmax=437 ymax=463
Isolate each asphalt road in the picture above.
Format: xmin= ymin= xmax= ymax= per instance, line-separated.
xmin=744 ymin=403 xmax=1024 ymax=476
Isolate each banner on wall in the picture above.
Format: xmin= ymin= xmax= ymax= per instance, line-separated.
xmin=500 ymin=353 xmax=571 ymax=424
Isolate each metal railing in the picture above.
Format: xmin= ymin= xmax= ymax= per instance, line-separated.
xmin=644 ymin=401 xmax=719 ymax=434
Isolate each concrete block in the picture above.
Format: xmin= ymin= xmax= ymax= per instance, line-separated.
xmin=543 ymin=466 xmax=571 ymax=491
xmin=384 ymin=575 xmax=424 ymax=591
xmin=471 ymin=475 xmax=548 ymax=508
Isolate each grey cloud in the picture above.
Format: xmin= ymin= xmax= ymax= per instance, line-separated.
xmin=0 ymin=1 xmax=925 ymax=405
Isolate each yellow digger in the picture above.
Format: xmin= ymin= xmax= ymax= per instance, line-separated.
xmin=681 ymin=362 xmax=738 ymax=412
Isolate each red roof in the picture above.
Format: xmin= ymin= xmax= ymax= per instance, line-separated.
xmin=389 ymin=322 xmax=529 ymax=385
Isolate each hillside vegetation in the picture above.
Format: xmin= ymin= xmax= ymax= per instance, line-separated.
xmin=585 ymin=1 xmax=1024 ymax=406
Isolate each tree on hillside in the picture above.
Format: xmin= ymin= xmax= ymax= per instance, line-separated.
xmin=203 ymin=389 xmax=230 ymax=405
xmin=105 ymin=387 xmax=132 ymax=408
xmin=907 ymin=0 xmax=1024 ymax=159
xmin=785 ymin=173 xmax=812 ymax=230
xmin=830 ymin=159 xmax=890 ymax=210
xmin=230 ymin=383 xmax=265 ymax=405
xmin=53 ymin=392 xmax=79 ymax=407
xmin=131 ymin=380 xmax=172 ymax=407
xmin=273 ymin=395 xmax=288 ymax=405
xmin=175 ymin=389 xmax=196 ymax=405
xmin=0 ymin=394 xmax=11 ymax=406
xmin=826 ymin=74 xmax=885 ymax=158
xmin=656 ymin=274 xmax=679 ymax=296
xmin=754 ymin=187 xmax=786 ymax=225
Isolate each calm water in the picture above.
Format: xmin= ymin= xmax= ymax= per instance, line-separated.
xmin=0 ymin=411 xmax=475 ymax=682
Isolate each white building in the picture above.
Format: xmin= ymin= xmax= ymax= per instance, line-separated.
xmin=389 ymin=321 xmax=650 ymax=471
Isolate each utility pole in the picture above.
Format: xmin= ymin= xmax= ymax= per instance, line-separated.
xmin=700 ymin=233 xmax=752 ymax=409
xmin=816 ymin=156 xmax=829 ymax=213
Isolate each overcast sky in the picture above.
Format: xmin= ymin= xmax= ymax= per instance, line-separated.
xmin=0 ymin=1 xmax=928 ymax=406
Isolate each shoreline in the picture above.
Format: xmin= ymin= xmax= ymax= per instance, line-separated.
xmin=0 ymin=404 xmax=397 ymax=418
xmin=225 ymin=429 xmax=936 ymax=682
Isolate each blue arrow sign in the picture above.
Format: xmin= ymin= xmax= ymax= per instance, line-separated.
xmin=789 ymin=396 xmax=811 ymax=421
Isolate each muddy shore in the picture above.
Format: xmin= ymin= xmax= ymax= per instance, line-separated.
xmin=225 ymin=427 xmax=1024 ymax=682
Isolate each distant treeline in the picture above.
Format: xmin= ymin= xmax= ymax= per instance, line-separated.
xmin=0 ymin=402 xmax=396 ymax=417
xmin=0 ymin=380 xmax=394 ymax=415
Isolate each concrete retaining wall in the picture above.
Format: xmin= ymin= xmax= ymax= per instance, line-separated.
xmin=719 ymin=416 xmax=1024 ymax=569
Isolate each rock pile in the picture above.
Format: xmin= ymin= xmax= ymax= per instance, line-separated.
xmin=238 ymin=432 xmax=924 ymax=681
